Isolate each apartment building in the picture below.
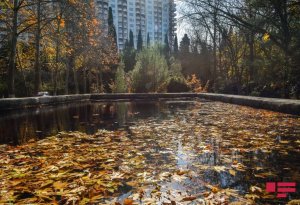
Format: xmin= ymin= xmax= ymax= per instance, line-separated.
xmin=94 ymin=0 xmax=176 ymax=50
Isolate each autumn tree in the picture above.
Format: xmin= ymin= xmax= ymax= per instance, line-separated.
xmin=179 ymin=0 xmax=300 ymax=98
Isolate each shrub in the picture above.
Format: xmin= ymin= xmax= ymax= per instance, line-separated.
xmin=131 ymin=45 xmax=168 ymax=93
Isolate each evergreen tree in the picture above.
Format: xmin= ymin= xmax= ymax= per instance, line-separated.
xmin=164 ymin=33 xmax=170 ymax=56
xmin=137 ymin=29 xmax=143 ymax=51
xmin=173 ymin=35 xmax=179 ymax=55
xmin=147 ymin=33 xmax=150 ymax=47
xmin=122 ymin=39 xmax=136 ymax=72
xmin=131 ymin=45 xmax=169 ymax=92
xmin=108 ymin=7 xmax=117 ymax=45
xmin=180 ymin=34 xmax=190 ymax=54
xmin=124 ymin=39 xmax=129 ymax=49
xmin=129 ymin=30 xmax=134 ymax=49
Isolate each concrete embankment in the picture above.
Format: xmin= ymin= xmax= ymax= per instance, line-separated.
xmin=197 ymin=93 xmax=300 ymax=115
xmin=0 ymin=94 xmax=91 ymax=111
xmin=0 ymin=93 xmax=299 ymax=115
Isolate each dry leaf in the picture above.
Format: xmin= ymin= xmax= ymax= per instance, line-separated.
xmin=123 ymin=198 xmax=134 ymax=205
xmin=53 ymin=181 xmax=67 ymax=190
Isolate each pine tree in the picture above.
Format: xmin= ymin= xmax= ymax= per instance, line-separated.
xmin=108 ymin=7 xmax=117 ymax=45
xmin=124 ymin=39 xmax=129 ymax=49
xmin=131 ymin=45 xmax=169 ymax=92
xmin=137 ymin=29 xmax=143 ymax=52
xmin=122 ymin=39 xmax=136 ymax=72
xmin=180 ymin=34 xmax=190 ymax=54
xmin=164 ymin=33 xmax=170 ymax=56
xmin=173 ymin=35 xmax=179 ymax=55
xmin=147 ymin=33 xmax=150 ymax=47
xmin=129 ymin=30 xmax=134 ymax=49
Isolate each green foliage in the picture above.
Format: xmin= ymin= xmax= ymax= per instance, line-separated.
xmin=108 ymin=7 xmax=117 ymax=45
xmin=122 ymin=45 xmax=136 ymax=72
xmin=131 ymin=45 xmax=168 ymax=93
xmin=137 ymin=30 xmax=143 ymax=52
xmin=129 ymin=30 xmax=134 ymax=48
xmin=113 ymin=61 xmax=127 ymax=93
xmin=164 ymin=34 xmax=170 ymax=57
xmin=167 ymin=57 xmax=190 ymax=92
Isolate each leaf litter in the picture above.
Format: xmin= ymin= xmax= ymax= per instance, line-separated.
xmin=0 ymin=100 xmax=299 ymax=204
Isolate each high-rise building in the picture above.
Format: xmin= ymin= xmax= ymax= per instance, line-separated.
xmin=94 ymin=0 xmax=176 ymax=50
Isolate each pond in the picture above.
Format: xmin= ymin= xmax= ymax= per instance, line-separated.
xmin=0 ymin=99 xmax=299 ymax=204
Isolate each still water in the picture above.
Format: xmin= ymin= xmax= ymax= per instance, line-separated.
xmin=0 ymin=99 xmax=299 ymax=204
xmin=0 ymin=99 xmax=194 ymax=145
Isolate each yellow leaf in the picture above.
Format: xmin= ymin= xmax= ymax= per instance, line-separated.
xmin=53 ymin=181 xmax=67 ymax=190
xmin=263 ymin=33 xmax=270 ymax=42
xmin=229 ymin=169 xmax=236 ymax=176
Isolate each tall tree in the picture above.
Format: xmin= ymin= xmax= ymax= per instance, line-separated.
xmin=173 ymin=35 xmax=179 ymax=55
xmin=122 ymin=39 xmax=136 ymax=72
xmin=137 ymin=29 xmax=143 ymax=52
xmin=147 ymin=33 xmax=150 ymax=47
xmin=33 ymin=0 xmax=42 ymax=94
xmin=164 ymin=33 xmax=170 ymax=56
xmin=108 ymin=7 xmax=117 ymax=46
xmin=129 ymin=29 xmax=134 ymax=48
xmin=180 ymin=34 xmax=190 ymax=54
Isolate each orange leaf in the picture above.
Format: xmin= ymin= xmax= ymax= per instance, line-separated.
xmin=123 ymin=198 xmax=133 ymax=205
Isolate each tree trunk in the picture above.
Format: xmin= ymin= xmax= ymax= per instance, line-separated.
xmin=54 ymin=15 xmax=61 ymax=96
xmin=34 ymin=0 xmax=41 ymax=95
xmin=212 ymin=6 xmax=217 ymax=91
xmin=73 ymin=67 xmax=79 ymax=94
xmin=65 ymin=61 xmax=70 ymax=94
xmin=8 ymin=0 xmax=19 ymax=97
xmin=83 ymin=67 xmax=87 ymax=93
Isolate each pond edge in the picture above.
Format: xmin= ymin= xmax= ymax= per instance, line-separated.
xmin=0 ymin=93 xmax=299 ymax=115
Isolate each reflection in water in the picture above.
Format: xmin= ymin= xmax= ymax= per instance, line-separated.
xmin=0 ymin=100 xmax=194 ymax=145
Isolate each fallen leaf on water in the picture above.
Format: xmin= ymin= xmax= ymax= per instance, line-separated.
xmin=211 ymin=186 xmax=220 ymax=193
xmin=123 ymin=198 xmax=134 ymax=205
xmin=181 ymin=196 xmax=196 ymax=201
xmin=229 ymin=169 xmax=236 ymax=176
xmin=250 ymin=186 xmax=262 ymax=193
xmin=214 ymin=166 xmax=226 ymax=173
xmin=245 ymin=194 xmax=259 ymax=200
xmin=288 ymin=200 xmax=300 ymax=205
xmin=176 ymin=170 xmax=189 ymax=176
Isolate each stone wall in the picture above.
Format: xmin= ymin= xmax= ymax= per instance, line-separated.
xmin=0 ymin=93 xmax=299 ymax=115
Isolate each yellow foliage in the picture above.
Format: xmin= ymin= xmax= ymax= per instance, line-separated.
xmin=262 ymin=33 xmax=270 ymax=42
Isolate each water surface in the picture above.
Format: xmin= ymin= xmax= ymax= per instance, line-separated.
xmin=0 ymin=99 xmax=299 ymax=204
